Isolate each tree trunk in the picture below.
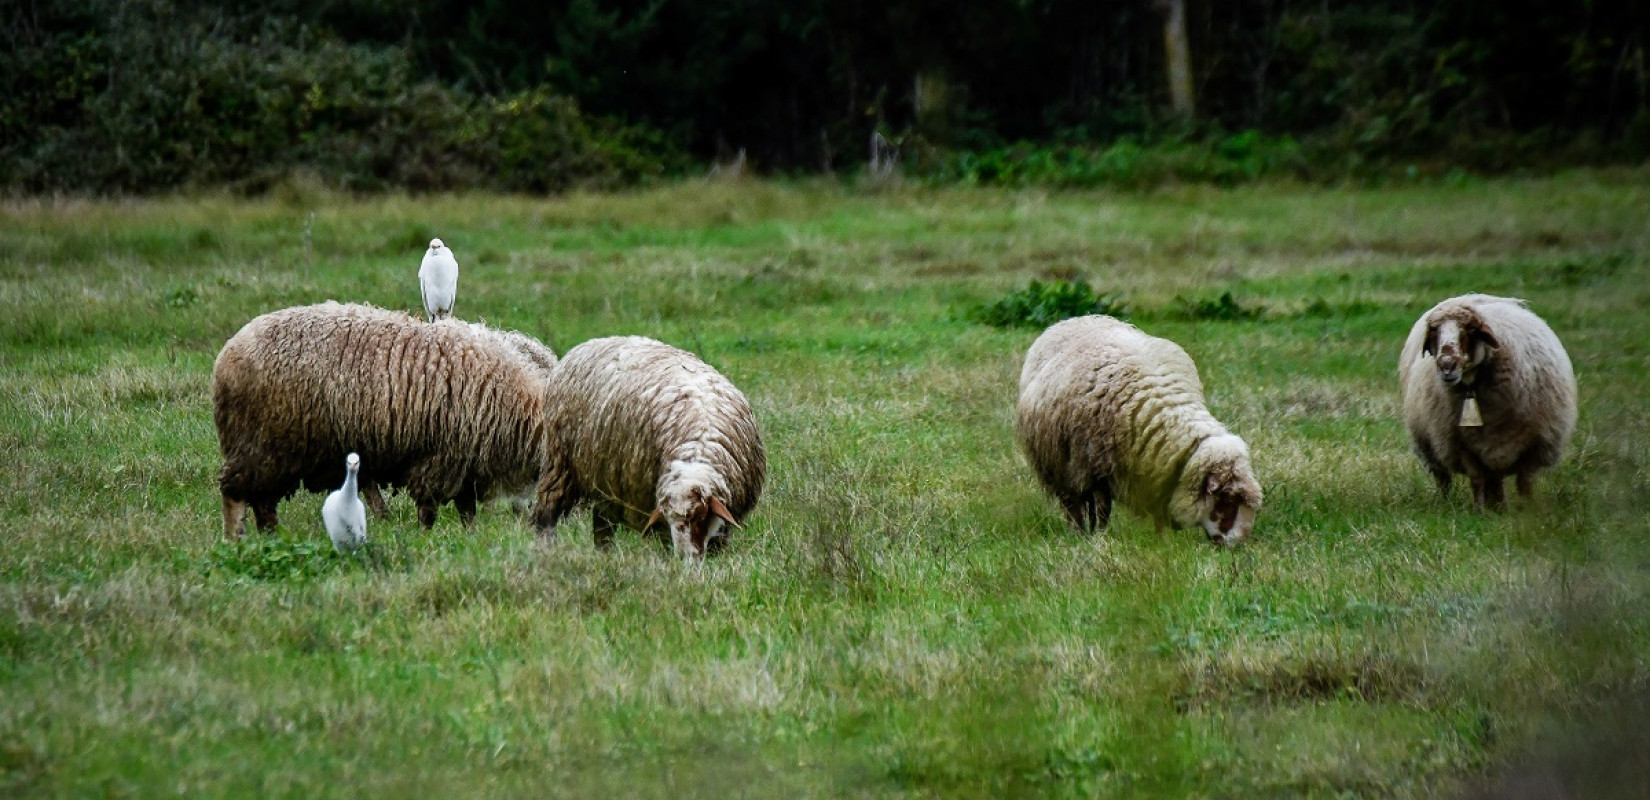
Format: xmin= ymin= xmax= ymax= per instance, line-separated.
xmin=1156 ymin=0 xmax=1195 ymax=118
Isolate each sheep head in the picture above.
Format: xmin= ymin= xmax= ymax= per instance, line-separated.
xmin=647 ymin=460 xmax=740 ymax=560
xmin=1423 ymin=309 xmax=1500 ymax=387
xmin=1181 ymin=434 xmax=1263 ymax=547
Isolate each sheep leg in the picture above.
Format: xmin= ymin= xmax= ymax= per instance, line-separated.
xmin=455 ymin=488 xmax=479 ymax=528
xmin=591 ymin=505 xmax=620 ymax=549
xmin=1512 ymin=449 xmax=1548 ymax=499
xmin=1091 ymin=486 xmax=1114 ymax=533
xmin=1427 ymin=464 xmax=1453 ymax=500
xmin=416 ymin=501 xmax=438 ymax=529
xmin=251 ymin=499 xmax=279 ymax=532
xmin=221 ymin=494 xmax=249 ymax=540
xmin=1413 ymin=437 xmax=1453 ymax=499
xmin=1057 ymin=495 xmax=1089 ymax=534
xmin=362 ymin=480 xmax=390 ymax=518
xmin=1482 ymin=473 xmax=1507 ymax=511
xmin=531 ymin=465 xmax=579 ymax=545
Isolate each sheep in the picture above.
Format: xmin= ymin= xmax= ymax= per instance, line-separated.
xmin=532 ymin=336 xmax=766 ymax=559
xmin=322 ymin=452 xmax=367 ymax=553
xmin=351 ymin=320 xmax=559 ymax=519
xmin=213 ymin=301 xmax=551 ymax=538
xmin=1015 ymin=315 xmax=1263 ymax=546
xmin=467 ymin=321 xmax=558 ymax=376
xmin=419 ymin=238 xmax=459 ymax=321
xmin=1398 ymin=293 xmax=1577 ymax=509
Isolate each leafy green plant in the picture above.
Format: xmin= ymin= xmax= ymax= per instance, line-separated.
xmin=970 ymin=280 xmax=1127 ymax=328
xmin=1297 ymin=297 xmax=1381 ymax=318
xmin=204 ymin=535 xmax=345 ymax=582
xmin=1174 ymin=291 xmax=1265 ymax=321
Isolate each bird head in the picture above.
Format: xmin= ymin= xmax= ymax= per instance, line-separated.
xmin=428 ymin=238 xmax=445 ymax=253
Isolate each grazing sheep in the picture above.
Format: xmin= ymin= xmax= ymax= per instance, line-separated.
xmin=532 ymin=336 xmax=766 ymax=559
xmin=213 ymin=302 xmax=550 ymax=538
xmin=323 ymin=453 xmax=367 ymax=553
xmin=419 ymin=238 xmax=459 ymax=321
xmin=1399 ymin=294 xmax=1577 ymax=508
xmin=1015 ymin=315 xmax=1263 ymax=546
xmin=352 ymin=320 xmax=559 ymax=519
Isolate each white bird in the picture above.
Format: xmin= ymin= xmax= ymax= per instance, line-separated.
xmin=322 ymin=453 xmax=368 ymax=554
xmin=419 ymin=238 xmax=459 ymax=322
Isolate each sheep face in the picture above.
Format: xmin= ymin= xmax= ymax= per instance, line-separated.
xmin=1197 ymin=476 xmax=1259 ymax=546
xmin=1177 ymin=434 xmax=1263 ymax=547
xmin=648 ymin=461 xmax=739 ymax=560
xmin=1424 ymin=315 xmax=1499 ymax=387
xmin=1193 ymin=460 xmax=1262 ymax=547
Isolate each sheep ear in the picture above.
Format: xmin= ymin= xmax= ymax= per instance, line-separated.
xmin=709 ymin=496 xmax=742 ymax=529
xmin=1422 ymin=323 xmax=1440 ymax=357
xmin=644 ymin=508 xmax=663 ymax=532
xmin=1469 ymin=324 xmax=1500 ymax=352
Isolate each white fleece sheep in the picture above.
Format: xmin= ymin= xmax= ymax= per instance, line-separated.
xmin=532 ymin=336 xmax=766 ymax=559
xmin=1015 ymin=315 xmax=1263 ymax=545
xmin=1399 ymin=294 xmax=1577 ymax=508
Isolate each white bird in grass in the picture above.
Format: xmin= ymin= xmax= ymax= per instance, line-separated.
xmin=419 ymin=238 xmax=459 ymax=322
xmin=323 ymin=453 xmax=368 ymax=554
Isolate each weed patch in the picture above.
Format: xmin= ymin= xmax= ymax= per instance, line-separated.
xmin=1178 ymin=651 xmax=1430 ymax=709
xmin=203 ymin=535 xmax=354 ymax=582
xmin=1171 ymin=290 xmax=1266 ymax=321
xmin=969 ymin=279 xmax=1127 ymax=329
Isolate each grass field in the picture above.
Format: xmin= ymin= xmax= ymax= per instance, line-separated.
xmin=2 ymin=172 xmax=1648 ymax=798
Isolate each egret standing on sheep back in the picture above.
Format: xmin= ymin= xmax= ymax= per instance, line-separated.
xmin=419 ymin=238 xmax=459 ymax=322
xmin=1399 ymin=294 xmax=1577 ymax=509
xmin=1015 ymin=315 xmax=1263 ymax=546
xmin=323 ymin=453 xmax=368 ymax=553
xmin=533 ymin=336 xmax=766 ymax=560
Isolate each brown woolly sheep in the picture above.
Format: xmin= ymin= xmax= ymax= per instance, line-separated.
xmin=1399 ymin=294 xmax=1577 ymax=509
xmin=532 ymin=336 xmax=766 ymax=559
xmin=212 ymin=302 xmax=551 ymax=537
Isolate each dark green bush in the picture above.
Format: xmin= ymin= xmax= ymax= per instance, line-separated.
xmin=0 ymin=2 xmax=678 ymax=195
xmin=918 ymin=132 xmax=1308 ymax=189
xmin=971 ymin=280 xmax=1127 ymax=329
xmin=1174 ymin=292 xmax=1266 ymax=321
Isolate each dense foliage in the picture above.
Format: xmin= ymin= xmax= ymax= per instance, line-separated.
xmin=4 ymin=0 xmax=1647 ymax=193
xmin=971 ymin=280 xmax=1128 ymax=329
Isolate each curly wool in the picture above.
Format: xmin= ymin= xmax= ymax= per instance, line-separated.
xmin=1398 ymin=294 xmax=1577 ymax=504
xmin=213 ymin=302 xmax=550 ymax=535
xmin=465 ymin=321 xmax=558 ymax=376
xmin=1015 ymin=315 xmax=1261 ymax=538
xmin=534 ymin=336 xmax=766 ymax=552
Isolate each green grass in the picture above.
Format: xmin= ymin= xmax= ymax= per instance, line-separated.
xmin=2 ymin=171 xmax=1649 ymax=798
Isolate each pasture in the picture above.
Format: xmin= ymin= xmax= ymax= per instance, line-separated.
xmin=2 ymin=172 xmax=1648 ymax=798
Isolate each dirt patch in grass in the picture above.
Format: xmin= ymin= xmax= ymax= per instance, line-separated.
xmin=1177 ymin=649 xmax=1430 ymax=709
